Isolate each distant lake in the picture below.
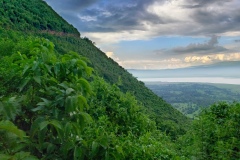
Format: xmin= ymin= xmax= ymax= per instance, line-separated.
xmin=138 ymin=77 xmax=240 ymax=85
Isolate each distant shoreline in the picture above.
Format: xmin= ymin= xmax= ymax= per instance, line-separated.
xmin=138 ymin=77 xmax=240 ymax=85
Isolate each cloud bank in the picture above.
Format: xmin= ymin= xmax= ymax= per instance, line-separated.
xmin=44 ymin=0 xmax=240 ymax=69
xmin=45 ymin=0 xmax=240 ymax=43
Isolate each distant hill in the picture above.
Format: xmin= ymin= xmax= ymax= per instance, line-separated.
xmin=145 ymin=82 xmax=240 ymax=117
xmin=128 ymin=61 xmax=240 ymax=78
xmin=0 ymin=0 xmax=189 ymax=136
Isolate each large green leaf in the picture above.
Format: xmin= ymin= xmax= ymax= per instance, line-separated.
xmin=19 ymin=77 xmax=31 ymax=92
xmin=91 ymin=141 xmax=99 ymax=158
xmin=37 ymin=98 xmax=52 ymax=108
xmin=49 ymin=120 xmax=62 ymax=130
xmin=30 ymin=117 xmax=45 ymax=137
xmin=39 ymin=121 xmax=49 ymax=130
xmin=74 ymin=146 xmax=84 ymax=160
xmin=66 ymin=88 xmax=75 ymax=95
xmin=0 ymin=97 xmax=21 ymax=120
xmin=33 ymin=76 xmax=41 ymax=85
xmin=77 ymin=95 xmax=88 ymax=111
xmin=0 ymin=154 xmax=11 ymax=160
xmin=0 ymin=120 xmax=26 ymax=139
xmin=13 ymin=151 xmax=38 ymax=160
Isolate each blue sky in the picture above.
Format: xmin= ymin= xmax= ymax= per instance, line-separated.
xmin=44 ymin=0 xmax=240 ymax=69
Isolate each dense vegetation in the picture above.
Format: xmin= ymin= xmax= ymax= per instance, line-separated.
xmin=0 ymin=0 xmax=239 ymax=159
xmin=0 ymin=0 xmax=190 ymax=137
xmin=0 ymin=0 xmax=79 ymax=35
xmin=1 ymin=37 xmax=238 ymax=160
xmin=146 ymin=82 xmax=240 ymax=117
xmin=179 ymin=102 xmax=240 ymax=159
xmin=0 ymin=38 xmax=179 ymax=159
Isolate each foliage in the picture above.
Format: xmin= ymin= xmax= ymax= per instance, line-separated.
xmin=2 ymin=1 xmax=239 ymax=159
xmin=0 ymin=0 xmax=79 ymax=36
xmin=0 ymin=0 xmax=190 ymax=137
xmin=0 ymin=38 xmax=93 ymax=159
xmin=0 ymin=38 xmax=180 ymax=159
xmin=178 ymin=102 xmax=240 ymax=159
xmin=147 ymin=82 xmax=240 ymax=117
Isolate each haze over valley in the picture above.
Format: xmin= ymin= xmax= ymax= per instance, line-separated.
xmin=129 ymin=61 xmax=240 ymax=84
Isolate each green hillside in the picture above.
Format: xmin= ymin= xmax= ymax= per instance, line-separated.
xmin=0 ymin=0 xmax=189 ymax=135
xmin=0 ymin=0 xmax=79 ymax=35
xmin=1 ymin=0 xmax=239 ymax=159
xmin=146 ymin=82 xmax=240 ymax=117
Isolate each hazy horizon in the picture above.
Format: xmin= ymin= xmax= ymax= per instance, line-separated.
xmin=138 ymin=77 xmax=240 ymax=85
xmin=128 ymin=61 xmax=240 ymax=84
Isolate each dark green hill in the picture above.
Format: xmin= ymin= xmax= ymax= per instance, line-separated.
xmin=0 ymin=0 xmax=79 ymax=35
xmin=0 ymin=0 xmax=189 ymax=135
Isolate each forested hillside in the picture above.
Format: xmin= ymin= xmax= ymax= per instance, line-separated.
xmin=0 ymin=0 xmax=239 ymax=159
xmin=0 ymin=0 xmax=189 ymax=135
xmin=146 ymin=82 xmax=240 ymax=117
xmin=0 ymin=0 xmax=79 ymax=35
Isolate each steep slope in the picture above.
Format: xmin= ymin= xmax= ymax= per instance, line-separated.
xmin=0 ymin=0 xmax=79 ymax=35
xmin=0 ymin=0 xmax=189 ymax=135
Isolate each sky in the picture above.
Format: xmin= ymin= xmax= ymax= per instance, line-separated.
xmin=44 ymin=0 xmax=240 ymax=69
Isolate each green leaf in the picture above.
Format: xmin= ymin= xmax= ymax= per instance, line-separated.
xmin=65 ymin=96 xmax=77 ymax=112
xmin=37 ymin=98 xmax=51 ymax=107
xmin=47 ymin=143 xmax=56 ymax=154
xmin=99 ymin=135 xmax=108 ymax=149
xmin=0 ymin=96 xmax=21 ymax=120
xmin=74 ymin=146 xmax=83 ymax=160
xmin=19 ymin=77 xmax=31 ymax=91
xmin=91 ymin=141 xmax=99 ymax=157
xmin=22 ymin=65 xmax=30 ymax=76
xmin=38 ymin=127 xmax=47 ymax=146
xmin=116 ymin=145 xmax=124 ymax=155
xmin=64 ymin=122 xmax=72 ymax=136
xmin=13 ymin=151 xmax=38 ymax=160
xmin=49 ymin=120 xmax=62 ymax=130
xmin=66 ymin=88 xmax=75 ymax=95
xmin=0 ymin=154 xmax=11 ymax=160
xmin=77 ymin=95 xmax=88 ymax=111
xmin=32 ymin=61 xmax=39 ymax=71
xmin=33 ymin=76 xmax=41 ymax=85
xmin=58 ymin=82 xmax=69 ymax=90
xmin=0 ymin=120 xmax=26 ymax=139
xmin=105 ymin=151 xmax=109 ymax=160
xmin=78 ymin=78 xmax=91 ymax=95
xmin=79 ymin=112 xmax=92 ymax=123
xmin=54 ymin=63 xmax=60 ymax=76
xmin=31 ymin=105 xmax=44 ymax=112
xmin=39 ymin=121 xmax=49 ymax=130
xmin=30 ymin=117 xmax=45 ymax=137
xmin=44 ymin=64 xmax=52 ymax=74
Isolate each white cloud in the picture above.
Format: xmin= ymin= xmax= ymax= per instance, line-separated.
xmin=78 ymin=15 xmax=97 ymax=22
xmin=118 ymin=58 xmax=190 ymax=69
xmin=105 ymin=51 xmax=114 ymax=58
xmin=184 ymin=53 xmax=240 ymax=64
xmin=147 ymin=0 xmax=192 ymax=23
xmin=184 ymin=55 xmax=211 ymax=63
xmin=82 ymin=30 xmax=151 ymax=44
